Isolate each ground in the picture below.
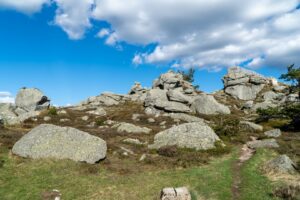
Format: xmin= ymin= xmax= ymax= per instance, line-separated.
xmin=0 ymin=102 xmax=299 ymax=199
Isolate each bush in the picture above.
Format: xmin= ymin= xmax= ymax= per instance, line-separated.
xmin=212 ymin=115 xmax=241 ymax=141
xmin=48 ymin=107 xmax=57 ymax=116
xmin=95 ymin=119 xmax=105 ymax=126
xmin=273 ymin=183 xmax=300 ymax=200
xmin=256 ymin=104 xmax=300 ymax=130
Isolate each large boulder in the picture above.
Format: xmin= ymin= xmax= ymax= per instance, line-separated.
xmin=167 ymin=89 xmax=193 ymax=104
xmin=190 ymin=94 xmax=231 ymax=115
xmin=240 ymin=121 xmax=263 ymax=132
xmin=263 ymin=155 xmax=298 ymax=174
xmin=15 ymin=88 xmax=50 ymax=111
xmin=149 ymin=122 xmax=221 ymax=150
xmin=225 ymin=84 xmax=265 ymax=101
xmin=12 ymin=124 xmax=107 ymax=164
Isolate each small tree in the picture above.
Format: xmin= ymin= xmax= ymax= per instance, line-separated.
xmin=178 ymin=68 xmax=199 ymax=90
xmin=279 ymin=64 xmax=300 ymax=97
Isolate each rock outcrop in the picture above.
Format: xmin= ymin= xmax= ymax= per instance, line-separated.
xmin=12 ymin=124 xmax=107 ymax=164
xmin=223 ymin=66 xmax=269 ymax=100
xmin=0 ymin=88 xmax=50 ymax=125
xmin=264 ymin=129 xmax=282 ymax=138
xmin=149 ymin=122 xmax=221 ymax=150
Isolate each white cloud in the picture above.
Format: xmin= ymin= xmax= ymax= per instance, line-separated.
xmin=0 ymin=92 xmax=14 ymax=103
xmin=0 ymin=0 xmax=49 ymax=13
xmin=1 ymin=0 xmax=300 ymax=69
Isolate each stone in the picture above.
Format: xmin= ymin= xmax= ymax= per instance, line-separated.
xmin=139 ymin=154 xmax=147 ymax=161
xmin=132 ymin=114 xmax=141 ymax=121
xmin=160 ymin=187 xmax=191 ymax=200
xmin=147 ymin=118 xmax=155 ymax=123
xmin=263 ymin=91 xmax=284 ymax=102
xmin=273 ymin=85 xmax=287 ymax=92
xmin=247 ymin=139 xmax=279 ymax=149
xmin=81 ymin=116 xmax=89 ymax=121
xmin=286 ymin=94 xmax=299 ymax=103
xmin=264 ymin=129 xmax=282 ymax=138
xmin=112 ymin=122 xmax=152 ymax=134
xmin=44 ymin=116 xmax=51 ymax=122
xmin=242 ymin=101 xmax=254 ymax=109
xmin=12 ymin=124 xmax=107 ymax=164
xmin=86 ymin=107 xmax=106 ymax=116
xmin=15 ymin=88 xmax=50 ymax=111
xmin=149 ymin=122 xmax=221 ymax=150
xmin=60 ymin=118 xmax=70 ymax=123
xmin=145 ymin=89 xmax=168 ymax=107
xmin=57 ymin=110 xmax=67 ymax=115
xmin=190 ymin=94 xmax=231 ymax=115
xmin=167 ymin=90 xmax=193 ymax=104
xmin=240 ymin=121 xmax=263 ymax=132
xmin=252 ymin=101 xmax=277 ymax=111
xmin=123 ymin=138 xmax=145 ymax=145
xmin=128 ymin=82 xmax=147 ymax=95
xmin=154 ymin=100 xmax=191 ymax=113
xmin=165 ymin=113 xmax=205 ymax=123
xmin=264 ymin=155 xmax=298 ymax=174
xmin=225 ymin=84 xmax=265 ymax=100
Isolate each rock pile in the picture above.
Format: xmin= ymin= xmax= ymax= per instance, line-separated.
xmin=0 ymin=88 xmax=50 ymax=125
xmin=144 ymin=70 xmax=230 ymax=115
xmin=223 ymin=66 xmax=269 ymax=101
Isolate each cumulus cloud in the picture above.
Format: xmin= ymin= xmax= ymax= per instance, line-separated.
xmin=0 ymin=0 xmax=49 ymax=13
xmin=0 ymin=92 xmax=14 ymax=103
xmin=1 ymin=0 xmax=300 ymax=69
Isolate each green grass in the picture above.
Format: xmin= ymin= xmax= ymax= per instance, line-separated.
xmin=0 ymin=147 xmax=281 ymax=200
xmin=0 ymin=147 xmax=234 ymax=200
xmin=240 ymin=149 xmax=279 ymax=200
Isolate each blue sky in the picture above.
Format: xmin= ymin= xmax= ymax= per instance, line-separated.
xmin=0 ymin=1 xmax=298 ymax=105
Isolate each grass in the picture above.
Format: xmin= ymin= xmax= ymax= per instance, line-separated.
xmin=0 ymin=147 xmax=235 ymax=200
xmin=240 ymin=149 xmax=279 ymax=200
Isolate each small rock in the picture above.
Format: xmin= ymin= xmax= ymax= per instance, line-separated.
xmin=120 ymin=146 xmax=135 ymax=155
xmin=264 ymin=129 xmax=282 ymax=138
xmin=160 ymin=187 xmax=191 ymax=200
xmin=60 ymin=118 xmax=70 ymax=123
xmin=123 ymin=138 xmax=145 ymax=146
xmin=264 ymin=155 xmax=298 ymax=174
xmin=147 ymin=118 xmax=155 ymax=123
xmin=86 ymin=122 xmax=96 ymax=128
xmin=132 ymin=114 xmax=141 ymax=121
xmin=41 ymin=189 xmax=62 ymax=200
xmin=160 ymin=121 xmax=167 ymax=126
xmin=57 ymin=110 xmax=67 ymax=115
xmin=112 ymin=122 xmax=152 ymax=134
xmin=240 ymin=121 xmax=263 ymax=132
xmin=86 ymin=108 xmax=106 ymax=116
xmin=43 ymin=116 xmax=51 ymax=122
xmin=81 ymin=116 xmax=89 ymax=121
xmin=247 ymin=139 xmax=279 ymax=149
xmin=139 ymin=154 xmax=147 ymax=162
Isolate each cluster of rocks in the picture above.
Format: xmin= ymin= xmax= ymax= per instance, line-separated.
xmin=222 ymin=66 xmax=299 ymax=111
xmin=144 ymin=70 xmax=231 ymax=115
xmin=0 ymin=88 xmax=50 ymax=125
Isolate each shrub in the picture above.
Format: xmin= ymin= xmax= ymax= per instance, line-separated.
xmin=212 ymin=115 xmax=241 ymax=141
xmin=48 ymin=107 xmax=57 ymax=116
xmin=95 ymin=119 xmax=105 ymax=126
xmin=273 ymin=183 xmax=300 ymax=200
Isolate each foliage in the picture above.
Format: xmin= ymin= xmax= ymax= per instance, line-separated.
xmin=178 ymin=68 xmax=200 ymax=90
xmin=212 ymin=115 xmax=241 ymax=141
xmin=48 ymin=107 xmax=57 ymax=116
xmin=280 ymin=64 xmax=300 ymax=96
xmin=257 ymin=104 xmax=300 ymax=130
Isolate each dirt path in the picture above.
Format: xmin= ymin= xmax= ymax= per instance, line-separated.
xmin=231 ymin=137 xmax=257 ymax=200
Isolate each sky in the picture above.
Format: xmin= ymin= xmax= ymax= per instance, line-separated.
xmin=0 ymin=0 xmax=299 ymax=105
